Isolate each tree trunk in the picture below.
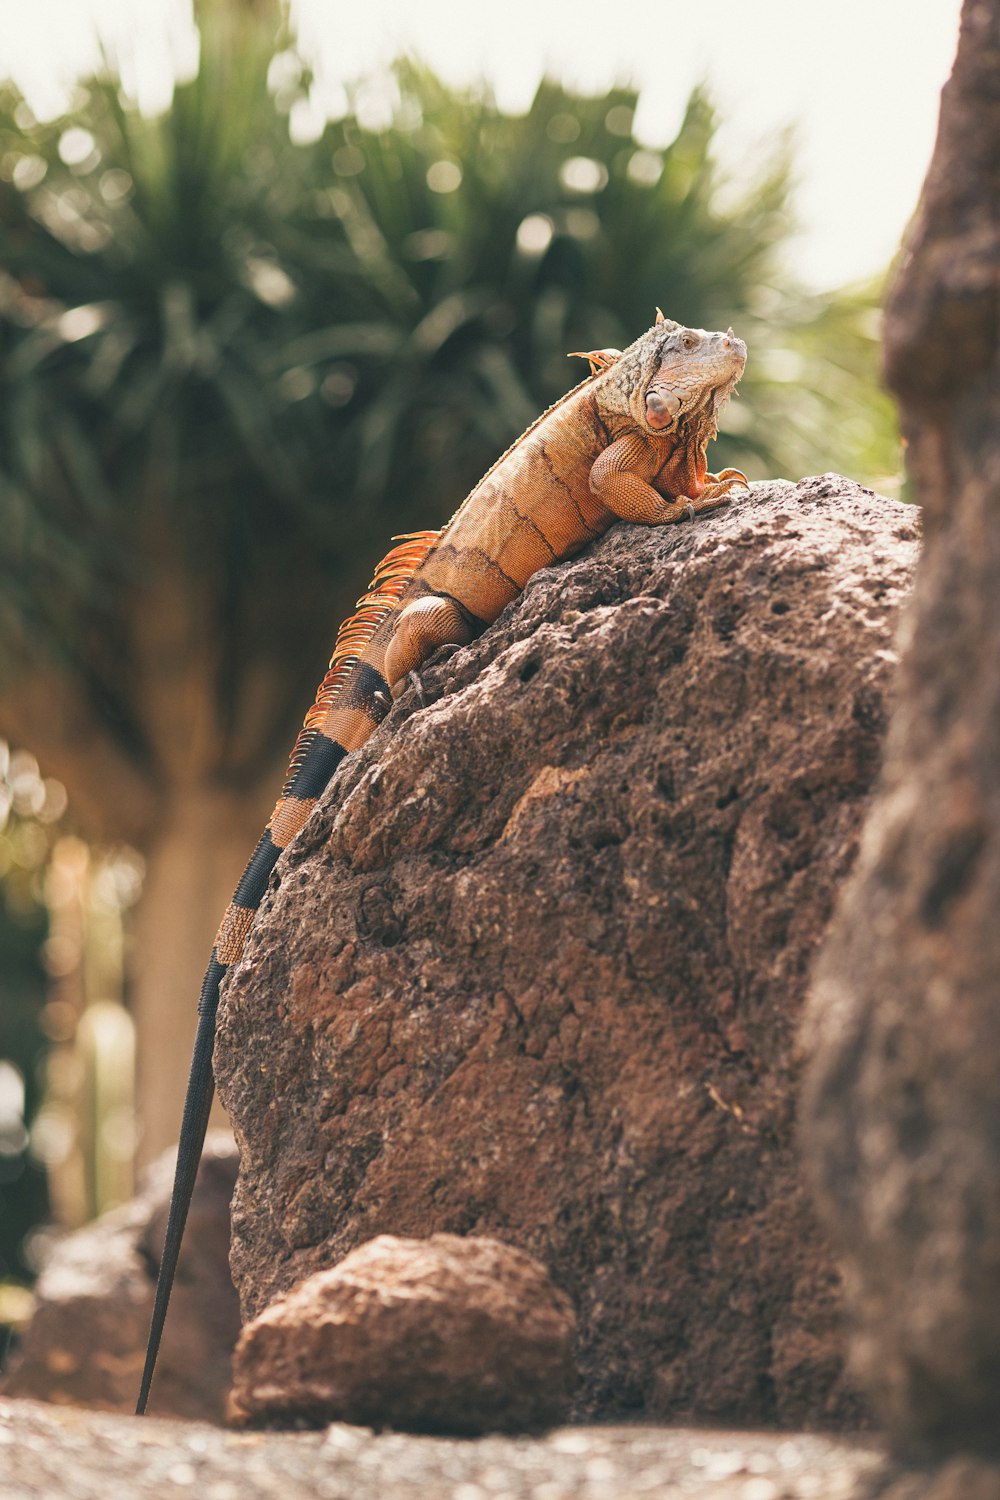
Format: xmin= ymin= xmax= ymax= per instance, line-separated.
xmin=801 ymin=0 xmax=1000 ymax=1460
xmin=131 ymin=789 xmax=263 ymax=1166
xmin=1 ymin=515 xmax=298 ymax=1167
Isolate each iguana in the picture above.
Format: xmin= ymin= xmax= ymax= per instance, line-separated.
xmin=135 ymin=309 xmax=748 ymax=1416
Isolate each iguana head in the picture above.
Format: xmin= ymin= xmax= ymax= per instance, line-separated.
xmin=596 ymin=312 xmax=747 ymax=445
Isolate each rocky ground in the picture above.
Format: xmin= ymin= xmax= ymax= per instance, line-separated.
xmin=0 ymin=1396 xmax=885 ymax=1500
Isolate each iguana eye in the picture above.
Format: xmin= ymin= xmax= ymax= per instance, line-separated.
xmin=680 ymin=331 xmax=698 ymax=350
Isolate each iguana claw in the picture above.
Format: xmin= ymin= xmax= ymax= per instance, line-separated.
xmin=697 ymin=468 xmax=751 ymax=505
xmin=706 ymin=467 xmax=750 ymax=489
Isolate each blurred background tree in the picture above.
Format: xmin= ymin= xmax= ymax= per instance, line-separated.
xmin=0 ymin=0 xmax=899 ymax=1176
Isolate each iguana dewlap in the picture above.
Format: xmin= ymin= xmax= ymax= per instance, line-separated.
xmin=136 ymin=311 xmax=747 ymax=1415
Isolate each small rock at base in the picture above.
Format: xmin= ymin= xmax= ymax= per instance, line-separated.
xmin=227 ymin=1233 xmax=576 ymax=1435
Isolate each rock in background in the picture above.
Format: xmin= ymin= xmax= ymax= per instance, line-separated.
xmin=1 ymin=1134 xmax=239 ymax=1422
xmin=217 ymin=476 xmax=918 ymax=1428
xmin=802 ymin=0 xmax=1000 ymax=1464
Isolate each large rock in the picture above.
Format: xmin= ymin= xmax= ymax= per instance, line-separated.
xmin=229 ymin=1233 xmax=576 ymax=1433
xmin=1 ymin=1133 xmax=239 ymax=1421
xmin=216 ymin=476 xmax=919 ymax=1427
xmin=801 ymin=0 xmax=1000 ymax=1463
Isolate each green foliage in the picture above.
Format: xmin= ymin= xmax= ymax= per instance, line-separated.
xmin=774 ymin=278 xmax=902 ymax=492
xmin=0 ymin=8 xmax=898 ymax=767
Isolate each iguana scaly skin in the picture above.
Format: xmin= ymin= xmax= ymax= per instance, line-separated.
xmin=135 ymin=311 xmax=747 ymax=1415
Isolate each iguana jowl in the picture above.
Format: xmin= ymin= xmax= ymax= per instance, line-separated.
xmin=135 ymin=310 xmax=747 ymax=1415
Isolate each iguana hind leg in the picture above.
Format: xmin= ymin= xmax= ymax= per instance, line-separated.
xmin=384 ymin=595 xmax=474 ymax=698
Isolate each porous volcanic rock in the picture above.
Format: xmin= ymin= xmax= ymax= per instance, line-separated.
xmin=216 ymin=476 xmax=919 ymax=1427
xmin=229 ymin=1232 xmax=576 ymax=1433
xmin=1 ymin=1133 xmax=239 ymax=1421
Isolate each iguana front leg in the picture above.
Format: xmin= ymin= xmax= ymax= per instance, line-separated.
xmin=589 ymin=434 xmax=705 ymax=525
xmin=591 ymin=437 xmax=749 ymax=525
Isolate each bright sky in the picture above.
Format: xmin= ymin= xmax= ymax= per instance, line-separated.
xmin=0 ymin=0 xmax=964 ymax=290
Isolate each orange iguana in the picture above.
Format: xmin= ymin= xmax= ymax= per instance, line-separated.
xmin=135 ymin=309 xmax=748 ymax=1415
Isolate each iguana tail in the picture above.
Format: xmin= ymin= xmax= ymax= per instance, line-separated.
xmin=135 ymin=530 xmax=440 ymax=1416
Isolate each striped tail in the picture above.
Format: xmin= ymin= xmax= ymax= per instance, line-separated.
xmin=135 ymin=530 xmax=440 ymax=1416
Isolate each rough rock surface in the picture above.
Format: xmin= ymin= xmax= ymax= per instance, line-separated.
xmin=0 ymin=1396 xmax=884 ymax=1500
xmin=216 ymin=476 xmax=919 ymax=1428
xmin=229 ymin=1233 xmax=576 ymax=1433
xmin=1 ymin=1134 xmax=239 ymax=1422
xmin=801 ymin=0 xmax=1000 ymax=1463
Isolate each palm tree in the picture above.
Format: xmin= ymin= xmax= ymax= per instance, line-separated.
xmin=0 ymin=2 xmax=894 ymax=1159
